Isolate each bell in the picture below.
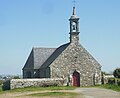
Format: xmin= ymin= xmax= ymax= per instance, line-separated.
xmin=73 ymin=25 xmax=76 ymax=30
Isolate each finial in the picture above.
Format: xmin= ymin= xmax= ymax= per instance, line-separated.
xmin=70 ymin=0 xmax=78 ymax=19
xmin=73 ymin=5 xmax=76 ymax=15
xmin=72 ymin=0 xmax=76 ymax=15
xmin=72 ymin=0 xmax=76 ymax=7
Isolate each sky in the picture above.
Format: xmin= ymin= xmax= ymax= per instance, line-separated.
xmin=0 ymin=0 xmax=120 ymax=75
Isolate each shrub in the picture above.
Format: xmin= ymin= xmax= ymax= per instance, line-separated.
xmin=13 ymin=76 xmax=20 ymax=79
xmin=117 ymin=79 xmax=120 ymax=86
xmin=113 ymin=68 xmax=120 ymax=78
xmin=2 ymin=80 xmax=11 ymax=90
xmin=108 ymin=78 xmax=115 ymax=85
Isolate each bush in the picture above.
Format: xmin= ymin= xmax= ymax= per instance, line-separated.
xmin=113 ymin=68 xmax=120 ymax=78
xmin=2 ymin=80 xmax=11 ymax=90
xmin=107 ymin=78 xmax=120 ymax=86
xmin=117 ymin=79 xmax=120 ymax=86
xmin=13 ymin=76 xmax=20 ymax=79
xmin=108 ymin=78 xmax=115 ymax=85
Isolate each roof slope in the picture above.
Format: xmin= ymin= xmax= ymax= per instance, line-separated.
xmin=23 ymin=49 xmax=34 ymax=69
xmin=23 ymin=48 xmax=56 ymax=69
xmin=40 ymin=43 xmax=70 ymax=69
xmin=33 ymin=48 xmax=56 ymax=69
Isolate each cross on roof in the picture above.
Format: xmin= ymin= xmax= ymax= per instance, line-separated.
xmin=72 ymin=0 xmax=76 ymax=7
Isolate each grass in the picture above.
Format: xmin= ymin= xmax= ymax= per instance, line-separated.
xmin=0 ymin=86 xmax=76 ymax=93
xmin=29 ymin=92 xmax=80 ymax=98
xmin=0 ymin=86 xmax=80 ymax=97
xmin=0 ymin=85 xmax=2 ymax=92
xmin=0 ymin=86 xmax=83 ymax=98
xmin=99 ymin=84 xmax=120 ymax=92
xmin=10 ymin=86 xmax=75 ymax=92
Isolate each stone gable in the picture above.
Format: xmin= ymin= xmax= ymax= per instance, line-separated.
xmin=49 ymin=43 xmax=101 ymax=86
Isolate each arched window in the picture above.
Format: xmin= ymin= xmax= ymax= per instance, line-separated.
xmin=72 ymin=22 xmax=76 ymax=32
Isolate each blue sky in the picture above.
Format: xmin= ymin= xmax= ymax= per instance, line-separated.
xmin=0 ymin=0 xmax=120 ymax=75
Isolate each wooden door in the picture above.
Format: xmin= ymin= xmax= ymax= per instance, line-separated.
xmin=73 ymin=71 xmax=80 ymax=87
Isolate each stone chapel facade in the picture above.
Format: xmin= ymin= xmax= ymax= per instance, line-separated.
xmin=23 ymin=6 xmax=102 ymax=86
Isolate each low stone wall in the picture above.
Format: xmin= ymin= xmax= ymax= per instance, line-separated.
xmin=3 ymin=78 xmax=64 ymax=90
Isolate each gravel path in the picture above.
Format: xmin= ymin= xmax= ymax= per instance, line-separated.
xmin=75 ymin=88 xmax=120 ymax=98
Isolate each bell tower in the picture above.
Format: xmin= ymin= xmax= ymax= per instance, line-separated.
xmin=69 ymin=5 xmax=80 ymax=44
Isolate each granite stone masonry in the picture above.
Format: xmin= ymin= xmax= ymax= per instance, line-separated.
xmin=50 ymin=43 xmax=101 ymax=86
xmin=2 ymin=78 xmax=64 ymax=90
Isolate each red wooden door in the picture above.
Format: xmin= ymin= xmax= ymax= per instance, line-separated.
xmin=73 ymin=71 xmax=80 ymax=87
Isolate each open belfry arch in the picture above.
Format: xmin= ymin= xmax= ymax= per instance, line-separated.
xmin=23 ymin=2 xmax=102 ymax=87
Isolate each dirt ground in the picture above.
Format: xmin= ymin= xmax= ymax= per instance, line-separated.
xmin=0 ymin=88 xmax=120 ymax=98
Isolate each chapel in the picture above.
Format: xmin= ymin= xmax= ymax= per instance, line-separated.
xmin=23 ymin=6 xmax=102 ymax=86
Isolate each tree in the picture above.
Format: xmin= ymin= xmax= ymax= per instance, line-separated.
xmin=113 ymin=68 xmax=120 ymax=78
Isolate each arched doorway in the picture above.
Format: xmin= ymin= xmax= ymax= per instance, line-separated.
xmin=26 ymin=71 xmax=32 ymax=78
xmin=73 ymin=70 xmax=80 ymax=87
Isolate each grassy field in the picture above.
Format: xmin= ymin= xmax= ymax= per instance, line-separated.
xmin=0 ymin=85 xmax=2 ymax=92
xmin=100 ymin=84 xmax=120 ymax=92
xmin=0 ymin=86 xmax=81 ymax=98
xmin=29 ymin=92 xmax=79 ymax=98
xmin=0 ymin=86 xmax=76 ymax=93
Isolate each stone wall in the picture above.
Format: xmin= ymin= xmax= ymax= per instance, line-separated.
xmin=2 ymin=78 xmax=64 ymax=90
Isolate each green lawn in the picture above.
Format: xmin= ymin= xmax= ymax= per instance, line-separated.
xmin=0 ymin=86 xmax=76 ymax=93
xmin=99 ymin=84 xmax=120 ymax=92
xmin=30 ymin=92 xmax=80 ymax=98
xmin=0 ymin=85 xmax=2 ymax=92
xmin=0 ymin=86 xmax=83 ymax=98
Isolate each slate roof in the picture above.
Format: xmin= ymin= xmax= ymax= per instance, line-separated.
xmin=23 ymin=42 xmax=101 ymax=70
xmin=23 ymin=47 xmax=56 ymax=69
xmin=23 ymin=49 xmax=34 ymax=69
xmin=40 ymin=43 xmax=70 ymax=69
